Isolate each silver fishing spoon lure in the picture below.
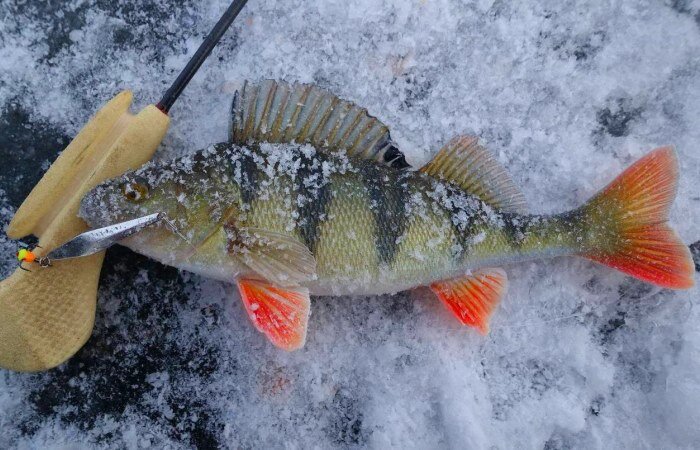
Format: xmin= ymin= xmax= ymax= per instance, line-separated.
xmin=47 ymin=213 xmax=166 ymax=261
xmin=16 ymin=213 xmax=191 ymax=270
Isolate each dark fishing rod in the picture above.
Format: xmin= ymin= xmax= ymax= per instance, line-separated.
xmin=12 ymin=0 xmax=251 ymax=268
xmin=156 ymin=0 xmax=249 ymax=114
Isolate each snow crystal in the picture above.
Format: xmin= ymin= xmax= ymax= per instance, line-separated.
xmin=1 ymin=0 xmax=699 ymax=448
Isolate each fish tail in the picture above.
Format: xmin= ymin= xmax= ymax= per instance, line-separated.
xmin=575 ymin=146 xmax=694 ymax=289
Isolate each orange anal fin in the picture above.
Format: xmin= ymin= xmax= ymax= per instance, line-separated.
xmin=236 ymin=278 xmax=310 ymax=351
xmin=429 ymin=268 xmax=507 ymax=335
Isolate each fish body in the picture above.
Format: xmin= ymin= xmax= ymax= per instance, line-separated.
xmin=82 ymin=142 xmax=578 ymax=296
xmin=80 ymin=81 xmax=695 ymax=350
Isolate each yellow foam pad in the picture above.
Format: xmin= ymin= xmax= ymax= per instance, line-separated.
xmin=0 ymin=92 xmax=169 ymax=372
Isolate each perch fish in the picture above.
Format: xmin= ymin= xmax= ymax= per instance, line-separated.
xmin=79 ymin=81 xmax=695 ymax=350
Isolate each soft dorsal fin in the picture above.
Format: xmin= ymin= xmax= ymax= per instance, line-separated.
xmin=420 ymin=136 xmax=527 ymax=213
xmin=429 ymin=268 xmax=507 ymax=334
xmin=236 ymin=278 xmax=311 ymax=351
xmin=230 ymin=80 xmax=410 ymax=168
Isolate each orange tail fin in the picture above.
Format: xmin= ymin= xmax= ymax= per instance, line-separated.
xmin=579 ymin=147 xmax=694 ymax=289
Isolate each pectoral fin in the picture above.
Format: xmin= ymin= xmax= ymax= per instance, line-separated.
xmin=236 ymin=278 xmax=311 ymax=351
xmin=226 ymin=226 xmax=317 ymax=287
xmin=429 ymin=268 xmax=507 ymax=334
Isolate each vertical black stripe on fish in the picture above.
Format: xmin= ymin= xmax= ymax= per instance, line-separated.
xmin=500 ymin=212 xmax=530 ymax=250
xmin=359 ymin=163 xmax=410 ymax=265
xmin=445 ymin=189 xmax=483 ymax=262
xmin=294 ymin=152 xmax=331 ymax=252
xmin=228 ymin=144 xmax=260 ymax=207
xmin=450 ymin=217 xmax=472 ymax=262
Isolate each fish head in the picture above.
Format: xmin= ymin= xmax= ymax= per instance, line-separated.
xmin=79 ymin=151 xmax=239 ymax=264
xmin=80 ymin=164 xmax=182 ymax=229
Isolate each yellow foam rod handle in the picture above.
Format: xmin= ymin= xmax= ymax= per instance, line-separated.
xmin=0 ymin=92 xmax=170 ymax=372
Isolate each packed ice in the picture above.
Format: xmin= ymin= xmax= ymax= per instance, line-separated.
xmin=1 ymin=0 xmax=700 ymax=448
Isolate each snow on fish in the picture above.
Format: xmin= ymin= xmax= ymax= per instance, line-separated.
xmin=79 ymin=80 xmax=695 ymax=351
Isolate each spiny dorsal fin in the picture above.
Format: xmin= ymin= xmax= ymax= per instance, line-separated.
xmin=420 ymin=136 xmax=527 ymax=214
xmin=429 ymin=268 xmax=507 ymax=334
xmin=230 ymin=80 xmax=410 ymax=169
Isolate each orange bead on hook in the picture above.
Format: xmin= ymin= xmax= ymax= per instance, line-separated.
xmin=15 ymin=245 xmax=51 ymax=271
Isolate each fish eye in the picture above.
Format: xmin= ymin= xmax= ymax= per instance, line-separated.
xmin=121 ymin=181 xmax=149 ymax=203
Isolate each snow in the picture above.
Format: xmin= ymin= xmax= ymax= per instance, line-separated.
xmin=1 ymin=0 xmax=700 ymax=448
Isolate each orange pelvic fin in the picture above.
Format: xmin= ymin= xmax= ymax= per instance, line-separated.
xmin=429 ymin=268 xmax=507 ymax=334
xmin=236 ymin=278 xmax=311 ymax=351
xmin=580 ymin=147 xmax=694 ymax=289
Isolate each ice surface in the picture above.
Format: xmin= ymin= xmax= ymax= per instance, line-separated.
xmin=1 ymin=0 xmax=700 ymax=448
